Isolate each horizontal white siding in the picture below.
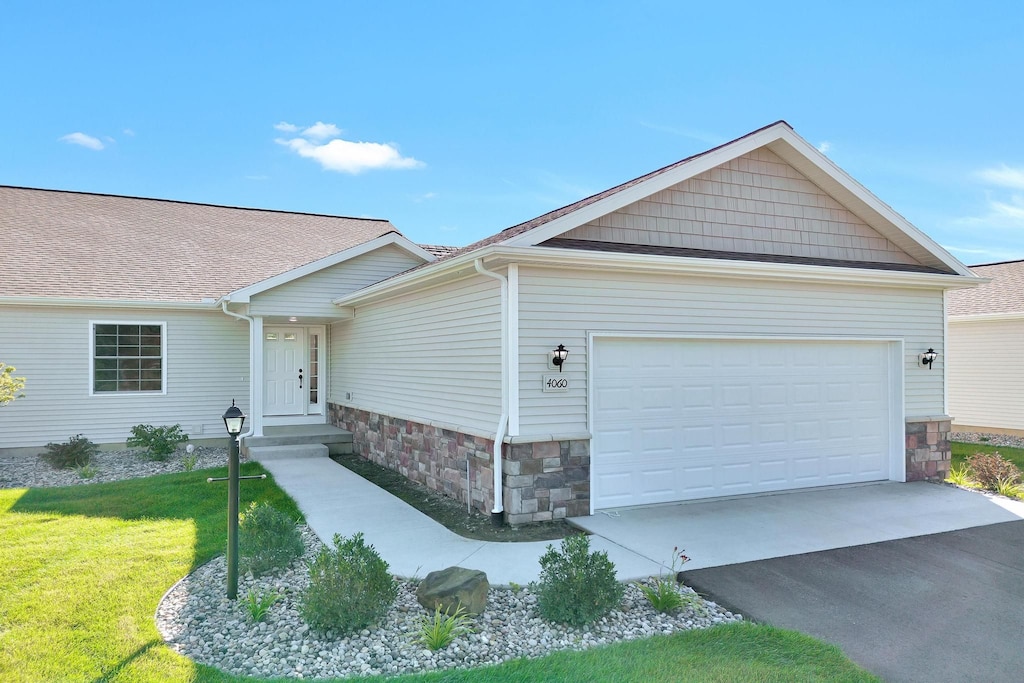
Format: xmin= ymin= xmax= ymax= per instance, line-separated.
xmin=330 ymin=274 xmax=502 ymax=434
xmin=0 ymin=306 xmax=250 ymax=449
xmin=948 ymin=318 xmax=1024 ymax=430
xmin=517 ymin=266 xmax=944 ymax=436
xmin=249 ymin=245 xmax=422 ymax=318
xmin=563 ymin=148 xmax=919 ymax=266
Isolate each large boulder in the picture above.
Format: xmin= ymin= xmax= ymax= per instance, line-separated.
xmin=415 ymin=566 xmax=489 ymax=615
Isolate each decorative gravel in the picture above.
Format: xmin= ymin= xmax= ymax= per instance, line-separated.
xmin=0 ymin=445 xmax=234 ymax=489
xmin=156 ymin=528 xmax=742 ymax=680
xmin=951 ymin=431 xmax=1024 ymax=450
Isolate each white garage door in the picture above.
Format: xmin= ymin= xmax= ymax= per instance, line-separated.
xmin=592 ymin=338 xmax=894 ymax=510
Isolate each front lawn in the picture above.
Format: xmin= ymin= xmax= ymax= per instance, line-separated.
xmin=951 ymin=441 xmax=1024 ymax=471
xmin=0 ymin=468 xmax=877 ymax=682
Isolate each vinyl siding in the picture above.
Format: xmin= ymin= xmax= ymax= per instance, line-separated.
xmin=249 ymin=245 xmax=423 ymax=318
xmin=330 ymin=274 xmax=502 ymax=434
xmin=517 ymin=266 xmax=944 ymax=436
xmin=562 ymin=148 xmax=920 ymax=266
xmin=948 ymin=318 xmax=1024 ymax=430
xmin=0 ymin=306 xmax=250 ymax=449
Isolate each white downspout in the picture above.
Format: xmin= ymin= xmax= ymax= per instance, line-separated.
xmin=220 ymin=300 xmax=256 ymax=441
xmin=474 ymin=258 xmax=509 ymax=522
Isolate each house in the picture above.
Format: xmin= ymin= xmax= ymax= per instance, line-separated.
xmin=0 ymin=121 xmax=980 ymax=524
xmin=947 ymin=260 xmax=1024 ymax=435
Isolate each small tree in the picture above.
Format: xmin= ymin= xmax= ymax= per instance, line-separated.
xmin=0 ymin=362 xmax=26 ymax=406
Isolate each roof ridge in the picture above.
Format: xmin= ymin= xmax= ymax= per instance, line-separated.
xmin=970 ymin=258 xmax=1024 ymax=267
xmin=0 ymin=185 xmax=394 ymax=224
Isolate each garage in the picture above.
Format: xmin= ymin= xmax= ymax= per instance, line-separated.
xmin=591 ymin=337 xmax=898 ymax=510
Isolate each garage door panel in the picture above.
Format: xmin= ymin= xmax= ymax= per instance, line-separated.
xmin=592 ymin=338 xmax=894 ymax=509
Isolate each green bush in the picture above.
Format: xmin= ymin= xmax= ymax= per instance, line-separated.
xmin=300 ymin=532 xmax=398 ymax=634
xmin=533 ymin=534 xmax=624 ymax=626
xmin=126 ymin=424 xmax=188 ymax=461
xmin=966 ymin=451 xmax=1022 ymax=490
xmin=238 ymin=501 xmax=305 ymax=576
xmin=41 ymin=434 xmax=97 ymax=470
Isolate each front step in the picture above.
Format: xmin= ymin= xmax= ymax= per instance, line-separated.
xmin=241 ymin=425 xmax=353 ymax=457
xmin=248 ymin=444 xmax=329 ymax=461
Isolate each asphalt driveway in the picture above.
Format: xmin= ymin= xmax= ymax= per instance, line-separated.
xmin=684 ymin=520 xmax=1024 ymax=683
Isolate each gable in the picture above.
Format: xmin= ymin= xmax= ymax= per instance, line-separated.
xmin=248 ymin=243 xmax=424 ymax=319
xmin=560 ymin=148 xmax=922 ymax=267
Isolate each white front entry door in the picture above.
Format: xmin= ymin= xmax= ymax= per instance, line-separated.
xmin=591 ymin=338 xmax=895 ymax=510
xmin=264 ymin=327 xmax=305 ymax=416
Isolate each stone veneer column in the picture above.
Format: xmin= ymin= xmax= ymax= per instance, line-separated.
xmin=905 ymin=417 xmax=951 ymax=481
xmin=502 ymin=439 xmax=590 ymax=526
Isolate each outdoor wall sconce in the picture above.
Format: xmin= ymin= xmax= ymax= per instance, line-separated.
xmin=919 ymin=348 xmax=938 ymax=370
xmin=551 ymin=344 xmax=569 ymax=372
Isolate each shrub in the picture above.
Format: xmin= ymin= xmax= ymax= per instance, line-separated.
xmin=300 ymin=532 xmax=398 ymax=634
xmin=966 ymin=451 xmax=1022 ymax=490
xmin=994 ymin=476 xmax=1023 ymax=500
xmin=126 ymin=424 xmax=189 ymax=461
xmin=636 ymin=546 xmax=691 ymax=613
xmin=533 ymin=534 xmax=624 ymax=626
xmin=41 ymin=434 xmax=97 ymax=469
xmin=238 ymin=502 xmax=305 ymax=576
xmin=414 ymin=604 xmax=474 ymax=650
xmin=945 ymin=463 xmax=975 ymax=487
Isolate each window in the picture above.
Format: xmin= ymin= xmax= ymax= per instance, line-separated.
xmin=92 ymin=322 xmax=165 ymax=393
xmin=309 ymin=333 xmax=319 ymax=405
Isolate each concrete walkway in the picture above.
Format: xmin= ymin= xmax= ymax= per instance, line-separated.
xmin=262 ymin=457 xmax=1024 ymax=584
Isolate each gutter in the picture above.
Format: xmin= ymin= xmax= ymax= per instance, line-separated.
xmin=473 ymin=258 xmax=510 ymax=525
xmin=220 ymin=300 xmax=256 ymax=441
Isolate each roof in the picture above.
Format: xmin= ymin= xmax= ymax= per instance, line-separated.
xmin=0 ymin=186 xmax=405 ymax=303
xmin=418 ymin=244 xmax=460 ymax=258
xmin=947 ymin=259 xmax=1024 ymax=316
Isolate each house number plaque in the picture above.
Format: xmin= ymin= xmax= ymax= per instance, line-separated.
xmin=542 ymin=374 xmax=569 ymax=392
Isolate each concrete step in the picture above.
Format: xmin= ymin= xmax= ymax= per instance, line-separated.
xmin=242 ymin=425 xmax=353 ymax=457
xmin=248 ymin=444 xmax=330 ymax=461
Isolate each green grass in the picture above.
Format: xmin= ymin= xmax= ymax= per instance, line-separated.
xmin=0 ymin=467 xmax=878 ymax=683
xmin=951 ymin=441 xmax=1024 ymax=472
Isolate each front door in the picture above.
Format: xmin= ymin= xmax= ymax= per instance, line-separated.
xmin=264 ymin=327 xmax=305 ymax=416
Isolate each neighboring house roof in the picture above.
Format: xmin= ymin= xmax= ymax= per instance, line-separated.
xmin=0 ymin=186 xmax=406 ymax=303
xmin=947 ymin=260 xmax=1024 ymax=316
xmin=419 ymin=244 xmax=460 ymax=258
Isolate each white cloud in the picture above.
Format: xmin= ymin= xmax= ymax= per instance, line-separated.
xmin=60 ymin=132 xmax=104 ymax=150
xmin=274 ymin=121 xmax=300 ymax=133
xmin=413 ymin=192 xmax=438 ymax=202
xmin=123 ymin=128 xmax=136 ymax=137
xmin=277 ymin=135 xmax=423 ymax=174
xmin=977 ymin=164 xmax=1024 ymax=190
xmin=817 ymin=141 xmax=832 ymax=154
xmin=637 ymin=121 xmax=722 ymax=145
xmin=301 ymin=121 xmax=342 ymax=140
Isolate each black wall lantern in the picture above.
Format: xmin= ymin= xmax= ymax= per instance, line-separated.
xmin=920 ymin=348 xmax=938 ymax=370
xmin=551 ymin=344 xmax=569 ymax=372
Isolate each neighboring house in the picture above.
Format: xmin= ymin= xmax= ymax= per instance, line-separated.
xmin=1 ymin=121 xmax=980 ymax=524
xmin=947 ymin=260 xmax=1024 ymax=435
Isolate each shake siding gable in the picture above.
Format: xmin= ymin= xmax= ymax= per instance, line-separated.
xmin=562 ymin=148 xmax=920 ymax=266
xmin=948 ymin=318 xmax=1024 ymax=431
xmin=248 ymin=245 xmax=423 ymax=318
xmin=0 ymin=306 xmax=249 ymax=448
xmin=516 ymin=266 xmax=944 ymax=437
xmin=329 ymin=274 xmax=502 ymax=434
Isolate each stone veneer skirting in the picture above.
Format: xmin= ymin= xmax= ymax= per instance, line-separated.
xmin=905 ymin=418 xmax=951 ymax=481
xmin=328 ymin=403 xmax=592 ymax=524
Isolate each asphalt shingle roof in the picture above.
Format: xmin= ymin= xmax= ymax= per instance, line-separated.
xmin=947 ymin=260 xmax=1024 ymax=316
xmin=0 ymin=186 xmax=403 ymax=303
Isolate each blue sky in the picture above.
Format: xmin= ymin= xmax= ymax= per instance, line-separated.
xmin=2 ymin=1 xmax=1023 ymax=264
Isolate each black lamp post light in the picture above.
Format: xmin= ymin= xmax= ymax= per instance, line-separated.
xmin=551 ymin=344 xmax=569 ymax=372
xmin=207 ymin=399 xmax=265 ymax=599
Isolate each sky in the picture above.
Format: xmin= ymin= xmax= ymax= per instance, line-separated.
xmin=2 ymin=1 xmax=1023 ymax=264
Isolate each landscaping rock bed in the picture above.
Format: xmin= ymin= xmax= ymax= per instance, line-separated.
xmin=156 ymin=528 xmax=741 ymax=680
xmin=0 ymin=446 xmax=232 ymax=488
xmin=952 ymin=431 xmax=1024 ymax=450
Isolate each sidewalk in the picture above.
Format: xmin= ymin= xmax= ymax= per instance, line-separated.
xmin=260 ymin=457 xmax=663 ymax=585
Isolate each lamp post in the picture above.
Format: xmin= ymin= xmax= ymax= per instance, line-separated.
xmin=222 ymin=399 xmax=246 ymax=599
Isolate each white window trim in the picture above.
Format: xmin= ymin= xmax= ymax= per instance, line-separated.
xmin=88 ymin=320 xmax=168 ymax=396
